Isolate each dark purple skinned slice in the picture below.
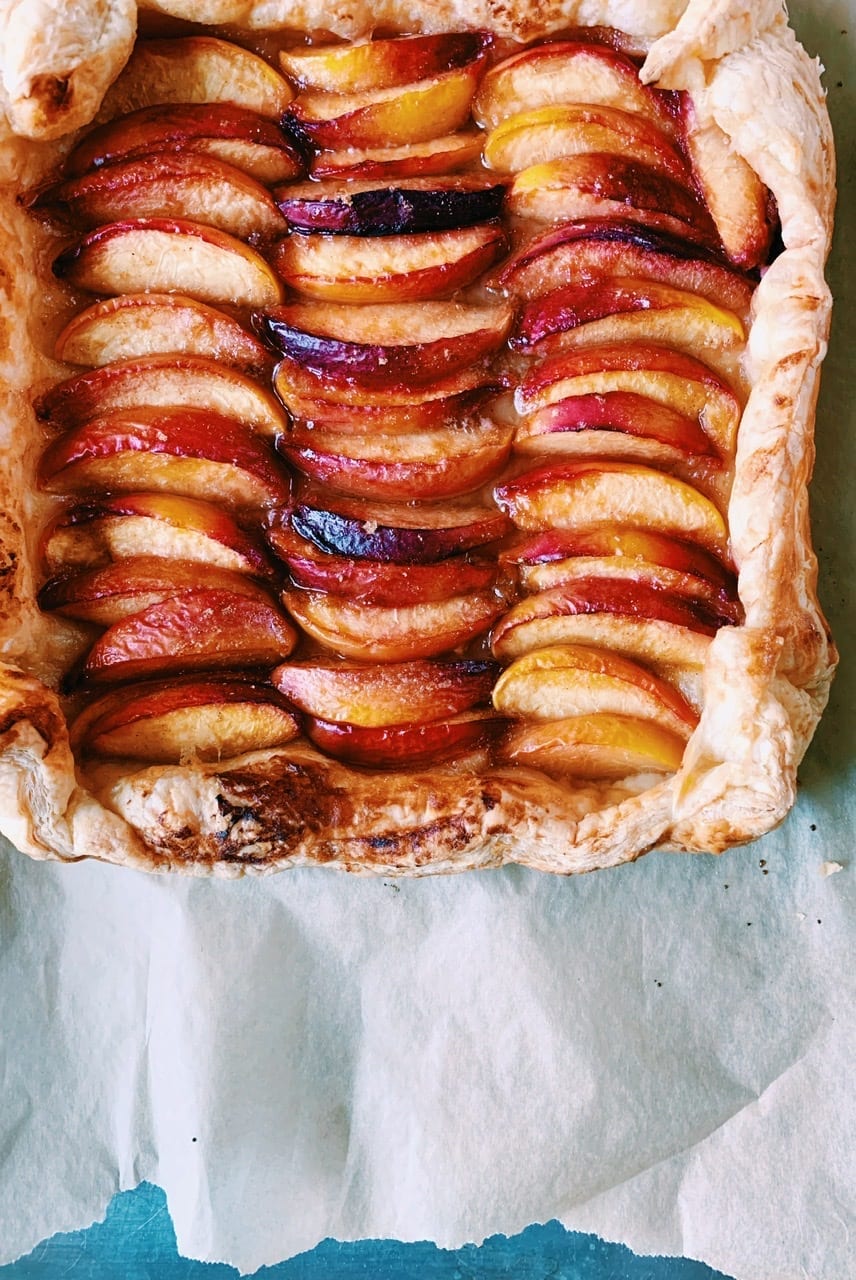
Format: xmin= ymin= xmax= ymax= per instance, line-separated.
xmin=288 ymin=491 xmax=510 ymax=564
xmin=274 ymin=181 xmax=506 ymax=235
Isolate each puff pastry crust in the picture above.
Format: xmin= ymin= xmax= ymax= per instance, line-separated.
xmin=0 ymin=0 xmax=836 ymax=876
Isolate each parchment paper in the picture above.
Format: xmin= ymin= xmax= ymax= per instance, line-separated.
xmin=1 ymin=4 xmax=854 ymax=1277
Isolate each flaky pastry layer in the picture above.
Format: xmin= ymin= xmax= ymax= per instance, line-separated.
xmin=0 ymin=0 xmax=836 ymax=875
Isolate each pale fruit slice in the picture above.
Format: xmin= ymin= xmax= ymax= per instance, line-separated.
xmin=42 ymin=152 xmax=288 ymax=240
xmin=282 ymin=588 xmax=506 ymax=662
xmin=272 ymin=657 xmax=499 ymax=727
xmin=37 ymin=556 xmax=270 ymax=626
xmin=280 ymin=32 xmax=490 ymax=93
xmin=279 ymin=418 xmax=513 ymax=501
xmin=54 ymin=294 xmax=272 ymax=375
xmin=492 ymin=645 xmax=698 ymax=739
xmin=37 ymin=353 xmax=286 ymax=436
xmin=99 ymin=36 xmax=295 ymax=120
xmin=472 ymin=41 xmax=678 ymax=133
xmin=494 ymin=462 xmax=729 ymax=556
xmin=483 ymin=103 xmax=690 ymax=183
xmin=273 ymin=222 xmax=506 ymax=304
xmin=682 ymin=101 xmax=774 ymax=270
xmin=70 ymin=677 xmax=301 ymax=763
xmin=491 ymin=580 xmax=716 ymax=668
xmin=502 ymin=714 xmax=687 ymax=779
xmin=514 ymin=343 xmax=742 ymax=453
xmin=40 ymin=492 xmax=273 ymax=579
xmin=514 ymin=391 xmax=719 ymax=467
xmin=508 ymin=155 xmax=715 ymax=246
xmin=311 ymin=131 xmax=483 ymax=180
xmin=512 ymin=278 xmax=745 ymax=359
xmin=285 ymin=62 xmax=485 ymax=149
xmin=492 ymin=220 xmax=755 ymax=316
xmin=53 ymin=218 xmax=283 ymax=308
xmin=64 ymin=102 xmax=304 ymax=184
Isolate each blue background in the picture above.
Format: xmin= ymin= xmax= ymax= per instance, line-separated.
xmin=0 ymin=1183 xmax=732 ymax=1279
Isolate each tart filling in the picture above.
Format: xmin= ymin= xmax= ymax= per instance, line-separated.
xmin=0 ymin=1 xmax=836 ymax=875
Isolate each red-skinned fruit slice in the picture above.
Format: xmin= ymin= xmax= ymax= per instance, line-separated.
xmin=70 ymin=676 xmax=301 ymax=762
xmin=272 ymin=223 xmax=506 ymax=304
xmin=280 ymin=32 xmax=492 ymax=94
xmin=278 ymin=385 xmax=502 ymax=434
xmin=282 ymin=588 xmax=507 ymax=662
xmin=98 ymin=36 xmax=295 ymax=120
xmin=501 ymin=527 xmax=737 ymax=598
xmin=256 ymin=300 xmax=513 ymax=387
xmin=37 ymin=557 xmax=272 ymax=625
xmin=491 ymin=219 xmax=755 ymax=314
xmin=62 ymin=102 xmax=304 ymax=184
xmin=472 ymin=41 xmax=679 ymax=133
xmin=513 ymin=391 xmax=720 ymax=466
xmin=289 ymin=487 xmax=510 ymax=564
xmin=514 ymin=342 xmax=742 ymax=453
xmin=38 ymin=152 xmax=288 ymax=240
xmin=39 ymin=409 xmax=291 ymax=511
xmin=492 ymin=644 xmax=698 ymax=740
xmin=305 ymin=710 xmax=503 ymax=769
xmin=266 ymin=524 xmax=496 ymax=605
xmin=501 ymin=714 xmax=687 ymax=779
xmin=36 ymin=353 xmax=286 ymax=436
xmin=284 ymin=60 xmax=488 ymax=150
xmin=490 ymin=578 xmax=721 ymax=668
xmin=511 ymin=278 xmax=744 ymax=356
xmin=311 ymin=131 xmax=483 ymax=180
xmin=277 ymin=418 xmax=513 ymax=501
xmin=76 ymin=589 xmax=297 ymax=686
xmin=483 ymin=104 xmax=690 ymax=184
xmin=273 ymin=354 xmax=497 ymax=413
xmin=54 ymin=294 xmax=273 ymax=376
xmin=508 ymin=154 xmax=717 ymax=247
xmin=272 ymin=657 xmax=500 ymax=726
xmin=40 ymin=492 xmax=274 ymax=578
xmin=52 ymin=218 xmax=283 ymax=307
xmin=494 ymin=461 xmax=728 ymax=556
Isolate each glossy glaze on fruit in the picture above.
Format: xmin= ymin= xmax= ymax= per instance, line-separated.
xmin=29 ymin=26 xmax=764 ymax=777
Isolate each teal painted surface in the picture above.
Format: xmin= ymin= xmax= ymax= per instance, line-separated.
xmin=1 ymin=1185 xmax=733 ymax=1279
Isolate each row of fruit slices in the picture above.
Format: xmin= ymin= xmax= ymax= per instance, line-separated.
xmin=28 ymin=28 xmax=765 ymax=778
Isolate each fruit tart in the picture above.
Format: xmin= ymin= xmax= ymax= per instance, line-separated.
xmin=0 ymin=0 xmax=836 ymax=875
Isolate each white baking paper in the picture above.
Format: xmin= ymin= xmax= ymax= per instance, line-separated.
xmin=0 ymin=4 xmax=854 ymax=1277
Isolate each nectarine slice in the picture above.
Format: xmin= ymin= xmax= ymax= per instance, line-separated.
xmin=492 ymin=644 xmax=698 ymax=739
xmin=258 ymin=300 xmax=513 ymax=386
xmin=311 ymin=131 xmax=483 ymax=180
xmin=99 ymin=36 xmax=295 ymax=120
xmin=502 ymin=714 xmax=687 ymax=779
xmin=282 ymin=588 xmax=506 ymax=662
xmin=272 ymin=657 xmax=499 ymax=726
xmin=37 ymin=353 xmax=286 ymax=436
xmin=41 ymin=493 xmax=273 ymax=579
xmin=70 ymin=677 xmax=300 ymax=762
xmin=79 ymin=589 xmax=297 ymax=685
xmin=273 ymin=223 xmax=506 ymax=304
xmin=305 ymin=710 xmax=502 ymax=769
xmin=280 ymin=32 xmax=490 ymax=94
xmin=53 ymin=218 xmax=283 ymax=308
xmin=54 ymin=294 xmax=272 ymax=376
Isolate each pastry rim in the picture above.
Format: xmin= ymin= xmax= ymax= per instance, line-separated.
xmin=0 ymin=0 xmax=837 ymax=876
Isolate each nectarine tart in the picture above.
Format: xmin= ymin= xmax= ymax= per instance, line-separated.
xmin=0 ymin=1 xmax=836 ymax=875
